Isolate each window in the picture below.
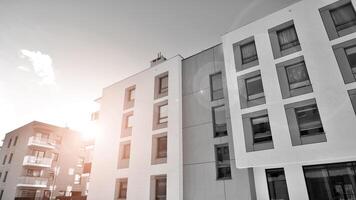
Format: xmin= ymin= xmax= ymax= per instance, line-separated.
xmin=251 ymin=115 xmax=272 ymax=144
xmin=233 ymin=36 xmax=259 ymax=71
xmin=349 ymin=89 xmax=356 ymax=114
xmin=304 ymin=162 xmax=356 ymax=200
xmin=215 ymin=144 xmax=231 ymax=180
xmin=345 ymin=46 xmax=356 ymax=78
xmin=52 ymin=153 xmax=59 ymax=162
xmin=333 ymin=38 xmax=356 ymax=83
xmin=285 ymin=99 xmax=326 ymax=146
xmin=238 ymin=70 xmax=266 ymax=108
xmin=3 ymin=171 xmax=7 ymax=182
xmin=277 ymin=25 xmax=300 ymax=51
xmin=8 ymin=153 xmax=13 ymax=164
xmin=157 ymin=136 xmax=167 ymax=159
xmin=276 ymin=56 xmax=313 ymax=99
xmin=121 ymin=111 xmax=133 ymax=138
xmin=210 ymin=72 xmax=224 ymax=101
xmin=153 ymin=100 xmax=168 ymax=130
xmin=0 ymin=190 xmax=3 ymax=200
xmin=154 ymin=72 xmax=168 ymax=99
xmin=26 ymin=169 xmax=42 ymax=177
xmin=13 ymin=136 xmax=18 ymax=146
xmin=152 ymin=175 xmax=166 ymax=200
xmin=116 ymin=178 xmax=128 ymax=200
xmin=269 ymin=20 xmax=301 ymax=59
xmin=158 ymin=104 xmax=168 ymax=124
xmin=7 ymin=138 xmax=12 ymax=148
xmin=118 ymin=142 xmax=131 ymax=169
xmin=2 ymin=155 xmax=6 ymax=165
xmin=242 ymin=110 xmax=274 ymax=152
xmin=246 ymin=75 xmax=264 ymax=101
xmin=0 ymin=172 xmax=2 ymax=179
xmin=83 ymin=163 xmax=92 ymax=174
xmin=122 ymin=144 xmax=130 ymax=159
xmin=212 ymin=105 xmax=227 ymax=137
xmin=320 ymin=0 xmax=356 ymax=40
xmin=74 ymin=174 xmax=81 ymax=184
xmin=124 ymin=85 xmax=136 ymax=109
xmin=266 ymin=168 xmax=290 ymax=200
xmin=152 ymin=133 xmax=167 ymax=165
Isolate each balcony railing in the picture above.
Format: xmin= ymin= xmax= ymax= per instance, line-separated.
xmin=28 ymin=136 xmax=56 ymax=149
xmin=23 ymin=156 xmax=52 ymax=168
xmin=17 ymin=176 xmax=48 ymax=188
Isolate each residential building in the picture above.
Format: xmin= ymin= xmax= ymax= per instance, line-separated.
xmin=0 ymin=121 xmax=90 ymax=200
xmin=222 ymin=0 xmax=356 ymax=199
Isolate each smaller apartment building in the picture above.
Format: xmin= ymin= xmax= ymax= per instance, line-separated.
xmin=0 ymin=121 xmax=90 ymax=200
xmin=88 ymin=55 xmax=183 ymax=200
xmin=222 ymin=0 xmax=356 ymax=199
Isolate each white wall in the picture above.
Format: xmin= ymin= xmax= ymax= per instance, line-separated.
xmin=88 ymin=56 xmax=183 ymax=200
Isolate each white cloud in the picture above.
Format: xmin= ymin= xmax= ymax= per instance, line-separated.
xmin=17 ymin=65 xmax=31 ymax=72
xmin=20 ymin=50 xmax=56 ymax=85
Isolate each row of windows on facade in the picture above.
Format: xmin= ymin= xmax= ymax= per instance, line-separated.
xmin=6 ymin=135 xmax=18 ymax=148
xmin=266 ymin=161 xmax=356 ymax=200
xmin=115 ymin=175 xmax=167 ymax=200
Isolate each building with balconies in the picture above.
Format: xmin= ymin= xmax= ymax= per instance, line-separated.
xmin=0 ymin=121 xmax=91 ymax=200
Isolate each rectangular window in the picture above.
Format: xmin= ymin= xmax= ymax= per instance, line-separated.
xmin=26 ymin=169 xmax=42 ymax=177
xmin=251 ymin=115 xmax=272 ymax=144
xmin=210 ymin=72 xmax=224 ymax=101
xmin=349 ymin=89 xmax=356 ymax=114
xmin=241 ymin=41 xmax=258 ymax=64
xmin=7 ymin=138 xmax=12 ymax=148
xmin=158 ymin=104 xmax=168 ymax=124
xmin=246 ymin=75 xmax=264 ymax=100
xmin=159 ymin=75 xmax=168 ymax=95
xmin=126 ymin=114 xmax=133 ymax=128
xmin=266 ymin=168 xmax=290 ymax=200
xmin=3 ymin=171 xmax=7 ymax=183
xmin=286 ymin=61 xmax=310 ymax=90
xmin=0 ymin=190 xmax=3 ymax=200
xmin=154 ymin=72 xmax=169 ymax=99
xmin=345 ymin=46 xmax=356 ymax=78
xmin=215 ymin=144 xmax=231 ymax=180
xmin=2 ymin=156 xmax=6 ymax=165
xmin=277 ymin=25 xmax=300 ymax=51
xmin=212 ymin=105 xmax=227 ymax=137
xmin=157 ymin=136 xmax=167 ymax=159
xmin=118 ymin=178 xmax=128 ymax=199
xmin=13 ymin=136 xmax=18 ymax=146
xmin=124 ymin=85 xmax=136 ymax=109
xmin=155 ymin=176 xmax=167 ymax=200
xmin=128 ymin=88 xmax=135 ymax=101
xmin=330 ymin=3 xmax=356 ymax=32
xmin=304 ymin=162 xmax=356 ymax=200
xmin=8 ymin=153 xmax=13 ymax=164
xmin=122 ymin=144 xmax=130 ymax=159
xmin=295 ymin=104 xmax=324 ymax=136
xmin=52 ymin=153 xmax=59 ymax=162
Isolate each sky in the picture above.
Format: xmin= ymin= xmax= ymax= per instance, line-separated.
xmin=0 ymin=0 xmax=298 ymax=139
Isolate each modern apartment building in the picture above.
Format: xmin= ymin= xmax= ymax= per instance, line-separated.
xmin=0 ymin=121 xmax=91 ymax=200
xmin=222 ymin=0 xmax=356 ymax=199
xmin=89 ymin=0 xmax=356 ymax=199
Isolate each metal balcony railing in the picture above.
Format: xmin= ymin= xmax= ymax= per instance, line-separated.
xmin=23 ymin=156 xmax=52 ymax=167
xmin=17 ymin=176 xmax=48 ymax=188
xmin=28 ymin=136 xmax=56 ymax=149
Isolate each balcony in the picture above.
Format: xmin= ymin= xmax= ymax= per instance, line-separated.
xmin=23 ymin=156 xmax=52 ymax=168
xmin=17 ymin=177 xmax=48 ymax=188
xmin=28 ymin=136 xmax=56 ymax=149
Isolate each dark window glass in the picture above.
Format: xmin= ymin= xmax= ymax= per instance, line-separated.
xmin=213 ymin=106 xmax=227 ymax=137
xmin=241 ymin=41 xmax=258 ymax=64
xmin=246 ymin=75 xmax=264 ymax=100
xmin=266 ymin=168 xmax=290 ymax=200
xmin=159 ymin=75 xmax=168 ymax=94
xmin=128 ymin=88 xmax=135 ymax=101
xmin=7 ymin=139 xmax=12 ymax=148
xmin=286 ymin=61 xmax=311 ymax=90
xmin=215 ymin=144 xmax=231 ymax=180
xmin=330 ymin=3 xmax=356 ymax=32
xmin=158 ymin=104 xmax=168 ymax=124
xmin=155 ymin=176 xmax=167 ymax=200
xmin=304 ymin=162 xmax=356 ymax=200
xmin=295 ymin=104 xmax=324 ymax=136
xmin=157 ymin=136 xmax=167 ymax=159
xmin=210 ymin=72 xmax=224 ymax=101
xmin=277 ymin=25 xmax=300 ymax=51
xmin=122 ymin=144 xmax=130 ymax=159
xmin=251 ymin=115 xmax=272 ymax=143
xmin=8 ymin=153 xmax=13 ymax=164
xmin=2 ymin=156 xmax=6 ymax=165
xmin=3 ymin=171 xmax=7 ymax=183
xmin=345 ymin=46 xmax=356 ymax=78
xmin=83 ymin=163 xmax=92 ymax=174
xmin=0 ymin=190 xmax=3 ymax=200
xmin=13 ymin=136 xmax=18 ymax=146
xmin=118 ymin=179 xmax=128 ymax=199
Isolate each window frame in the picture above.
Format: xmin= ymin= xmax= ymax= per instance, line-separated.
xmin=118 ymin=141 xmax=131 ymax=169
xmin=150 ymin=175 xmax=167 ymax=200
xmin=13 ymin=136 xmax=18 ymax=146
xmin=115 ymin=178 xmax=128 ymax=200
xmin=320 ymin=0 xmax=356 ymax=40
xmin=276 ymin=56 xmax=313 ymax=99
xmin=152 ymin=100 xmax=168 ymax=130
xmin=284 ymin=98 xmax=327 ymax=146
xmin=123 ymin=85 xmax=136 ymax=110
xmin=151 ymin=133 xmax=168 ymax=165
xmin=214 ymin=143 xmax=232 ymax=180
xmin=265 ymin=168 xmax=290 ymax=200
xmin=212 ymin=105 xmax=228 ymax=138
xmin=233 ymin=36 xmax=259 ymax=71
xmin=154 ymin=72 xmax=169 ymax=99
xmin=8 ymin=153 xmax=13 ymax=164
xmin=268 ymin=20 xmax=301 ymax=59
xmin=348 ymin=89 xmax=356 ymax=114
xmin=237 ymin=70 xmax=266 ymax=109
xmin=209 ymin=72 xmax=224 ymax=101
xmin=121 ymin=111 xmax=134 ymax=138
xmin=333 ymin=38 xmax=356 ymax=83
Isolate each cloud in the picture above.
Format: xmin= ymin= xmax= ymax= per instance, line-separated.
xmin=17 ymin=65 xmax=31 ymax=72
xmin=20 ymin=50 xmax=56 ymax=85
